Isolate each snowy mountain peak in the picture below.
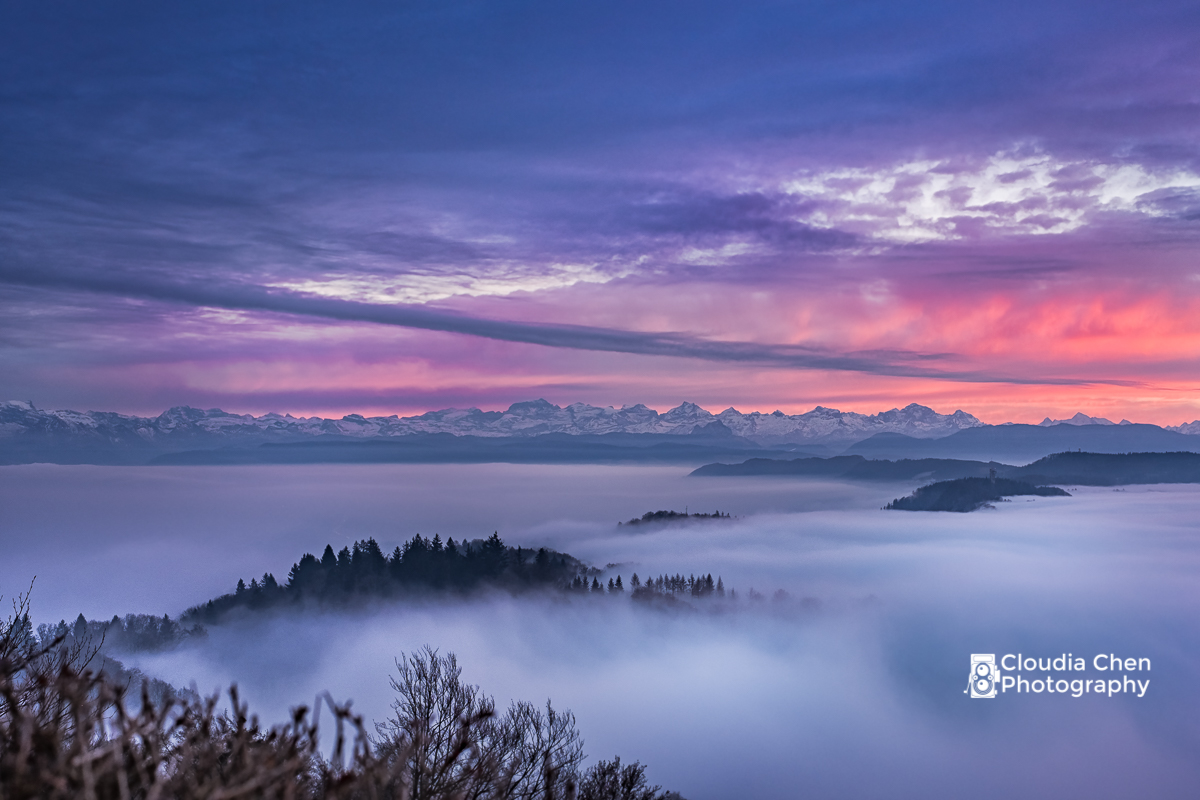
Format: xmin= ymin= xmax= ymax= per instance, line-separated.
xmin=0 ymin=398 xmax=1001 ymax=449
xmin=505 ymin=399 xmax=560 ymax=414
xmin=1039 ymin=413 xmax=1117 ymax=427
xmin=661 ymin=401 xmax=712 ymax=419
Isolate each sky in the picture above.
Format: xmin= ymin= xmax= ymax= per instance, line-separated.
xmin=3 ymin=0 xmax=1200 ymax=424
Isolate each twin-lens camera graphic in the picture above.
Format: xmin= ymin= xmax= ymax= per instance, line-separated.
xmin=966 ymin=654 xmax=1000 ymax=698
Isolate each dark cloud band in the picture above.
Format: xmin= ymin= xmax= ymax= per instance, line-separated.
xmin=0 ymin=267 xmax=1139 ymax=388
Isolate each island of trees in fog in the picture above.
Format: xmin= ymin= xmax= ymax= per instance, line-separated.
xmin=885 ymin=477 xmax=1071 ymax=513
xmin=19 ymin=530 xmax=808 ymax=667
xmin=619 ymin=510 xmax=732 ymax=527
xmin=181 ymin=533 xmax=760 ymax=626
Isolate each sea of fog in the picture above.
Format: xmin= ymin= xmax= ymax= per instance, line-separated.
xmin=2 ymin=464 xmax=1199 ymax=799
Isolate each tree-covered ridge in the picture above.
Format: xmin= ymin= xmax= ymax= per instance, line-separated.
xmin=51 ymin=535 xmax=795 ymax=645
xmin=695 ymin=451 xmax=1200 ymax=486
xmin=619 ymin=510 xmax=731 ymax=527
xmin=5 ymin=603 xmax=191 ymax=712
xmin=886 ymin=477 xmax=1070 ymax=513
xmin=183 ymin=534 xmax=584 ymax=623
xmin=561 ymin=572 xmax=731 ymax=601
xmin=628 ymin=573 xmax=723 ymax=599
xmin=35 ymin=534 xmax=777 ymax=654
xmin=181 ymin=532 xmax=744 ymax=624
xmin=38 ymin=612 xmax=206 ymax=655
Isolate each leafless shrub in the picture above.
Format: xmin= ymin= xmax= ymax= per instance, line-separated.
xmin=577 ymin=756 xmax=667 ymax=800
xmin=1 ymin=584 xmax=408 ymax=799
xmin=2 ymin=590 xmax=679 ymax=800
xmin=373 ymin=647 xmax=584 ymax=800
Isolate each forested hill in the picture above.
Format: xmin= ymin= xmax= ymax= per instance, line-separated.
xmin=177 ymin=532 xmax=761 ymax=627
xmin=691 ymin=454 xmax=1001 ymax=481
xmin=885 ymin=478 xmax=1070 ymax=513
xmin=693 ymin=451 xmax=1200 ymax=486
xmin=182 ymin=534 xmax=584 ymax=623
xmin=25 ymin=534 xmax=749 ymax=663
xmin=1013 ymin=451 xmax=1200 ymax=485
xmin=620 ymin=510 xmax=732 ymax=527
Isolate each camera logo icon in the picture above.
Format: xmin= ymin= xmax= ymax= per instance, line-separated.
xmin=967 ymin=654 xmax=1000 ymax=698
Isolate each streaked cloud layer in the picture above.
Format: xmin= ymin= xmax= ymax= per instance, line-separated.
xmin=2 ymin=0 xmax=1199 ymax=421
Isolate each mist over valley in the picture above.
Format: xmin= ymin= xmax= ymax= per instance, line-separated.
xmin=3 ymin=463 xmax=1197 ymax=798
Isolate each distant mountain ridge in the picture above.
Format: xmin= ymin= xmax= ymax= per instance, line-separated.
xmin=1038 ymin=412 xmax=1126 ymax=426
xmin=844 ymin=423 xmax=1200 ymax=464
xmin=2 ymin=398 xmax=1198 ymax=466
xmin=1038 ymin=412 xmax=1200 ymax=434
xmin=0 ymin=399 xmax=983 ymax=448
xmin=694 ymin=451 xmax=1200 ymax=487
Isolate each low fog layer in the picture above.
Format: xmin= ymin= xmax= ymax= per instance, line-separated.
xmin=3 ymin=465 xmax=1199 ymax=797
xmin=0 ymin=464 xmax=893 ymax=619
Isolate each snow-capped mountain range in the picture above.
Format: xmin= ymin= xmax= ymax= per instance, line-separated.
xmin=0 ymin=398 xmax=993 ymax=447
xmin=1036 ymin=412 xmax=1200 ymax=433
xmin=3 ymin=399 xmax=1197 ymax=453
xmin=1038 ymin=413 xmax=1128 ymax=426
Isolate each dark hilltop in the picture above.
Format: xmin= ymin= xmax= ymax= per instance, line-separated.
xmin=885 ymin=477 xmax=1070 ymax=513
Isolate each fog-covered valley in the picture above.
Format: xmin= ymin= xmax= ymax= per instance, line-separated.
xmin=3 ymin=464 xmax=1199 ymax=798
xmin=0 ymin=464 xmax=894 ymax=619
